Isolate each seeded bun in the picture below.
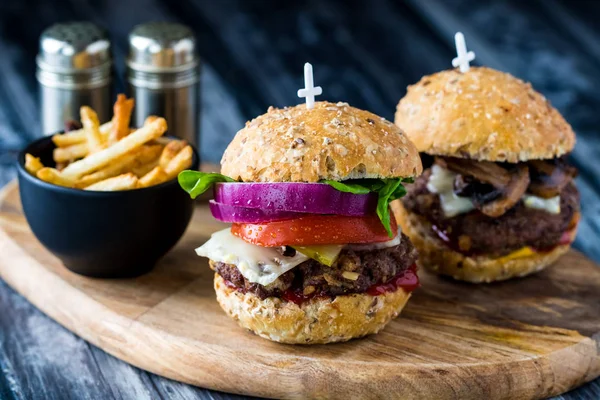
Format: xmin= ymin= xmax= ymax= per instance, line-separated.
xmin=221 ymin=101 xmax=422 ymax=182
xmin=393 ymin=202 xmax=571 ymax=283
xmin=214 ymin=274 xmax=411 ymax=344
xmin=395 ymin=67 xmax=575 ymax=162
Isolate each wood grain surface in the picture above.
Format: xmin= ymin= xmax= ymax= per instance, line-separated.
xmin=1 ymin=1 xmax=600 ymax=398
xmin=0 ymin=182 xmax=598 ymax=400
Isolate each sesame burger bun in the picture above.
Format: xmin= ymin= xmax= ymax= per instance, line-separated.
xmin=395 ymin=67 xmax=576 ymax=163
xmin=221 ymin=101 xmax=422 ymax=182
xmin=392 ymin=202 xmax=571 ymax=283
xmin=214 ymin=274 xmax=411 ymax=344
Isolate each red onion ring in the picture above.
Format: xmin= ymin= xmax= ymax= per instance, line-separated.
xmin=214 ymin=182 xmax=377 ymax=216
xmin=209 ymin=200 xmax=303 ymax=223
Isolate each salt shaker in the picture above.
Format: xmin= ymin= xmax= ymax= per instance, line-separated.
xmin=127 ymin=22 xmax=200 ymax=148
xmin=37 ymin=22 xmax=112 ymax=135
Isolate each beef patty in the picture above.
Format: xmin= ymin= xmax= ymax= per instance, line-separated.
xmin=212 ymin=234 xmax=418 ymax=300
xmin=402 ymin=169 xmax=580 ymax=256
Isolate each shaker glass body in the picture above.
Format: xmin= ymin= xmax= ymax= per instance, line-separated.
xmin=129 ymin=82 xmax=199 ymax=147
xmin=40 ymin=83 xmax=111 ymax=135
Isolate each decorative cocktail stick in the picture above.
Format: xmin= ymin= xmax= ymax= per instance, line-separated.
xmin=452 ymin=32 xmax=475 ymax=73
xmin=297 ymin=62 xmax=322 ymax=109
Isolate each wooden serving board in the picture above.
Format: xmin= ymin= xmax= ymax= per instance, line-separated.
xmin=0 ymin=181 xmax=599 ymax=400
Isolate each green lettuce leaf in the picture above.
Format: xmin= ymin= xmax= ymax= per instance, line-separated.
xmin=178 ymin=170 xmax=235 ymax=199
xmin=322 ymin=178 xmax=412 ymax=237
xmin=320 ymin=180 xmax=371 ymax=194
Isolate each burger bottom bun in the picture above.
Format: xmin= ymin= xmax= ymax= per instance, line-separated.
xmin=214 ymin=274 xmax=411 ymax=344
xmin=392 ymin=201 xmax=571 ymax=283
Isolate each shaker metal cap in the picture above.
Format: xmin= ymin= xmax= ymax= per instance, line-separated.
xmin=37 ymin=22 xmax=111 ymax=72
xmin=128 ymin=22 xmax=198 ymax=72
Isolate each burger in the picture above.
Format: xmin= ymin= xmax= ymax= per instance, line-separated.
xmin=393 ymin=67 xmax=579 ymax=283
xmin=178 ymin=101 xmax=423 ymax=344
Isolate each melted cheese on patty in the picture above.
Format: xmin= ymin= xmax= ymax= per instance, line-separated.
xmin=427 ymin=165 xmax=475 ymax=217
xmin=196 ymin=228 xmax=402 ymax=286
xmin=196 ymin=228 xmax=309 ymax=286
xmin=427 ymin=165 xmax=561 ymax=217
xmin=523 ymin=195 xmax=560 ymax=214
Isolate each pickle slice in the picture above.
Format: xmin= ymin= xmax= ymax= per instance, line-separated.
xmin=294 ymin=244 xmax=344 ymax=266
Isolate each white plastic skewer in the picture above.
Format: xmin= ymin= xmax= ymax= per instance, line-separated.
xmin=297 ymin=62 xmax=322 ymax=109
xmin=452 ymin=32 xmax=475 ymax=73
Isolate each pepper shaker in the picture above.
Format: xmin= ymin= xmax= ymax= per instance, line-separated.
xmin=37 ymin=22 xmax=112 ymax=135
xmin=127 ymin=22 xmax=200 ymax=148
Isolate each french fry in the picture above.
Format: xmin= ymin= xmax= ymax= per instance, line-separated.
xmin=151 ymin=137 xmax=172 ymax=146
xmin=164 ymin=145 xmax=193 ymax=179
xmin=159 ymin=140 xmax=187 ymax=169
xmin=144 ymin=115 xmax=160 ymax=126
xmin=37 ymin=168 xmax=74 ymax=188
xmin=108 ymin=94 xmax=135 ymax=144
xmin=131 ymin=159 xmax=159 ymax=178
xmin=61 ymin=118 xmax=167 ymax=180
xmin=85 ymin=173 xmax=138 ymax=191
xmin=25 ymin=154 xmax=44 ymax=175
xmin=51 ymin=122 xmax=113 ymax=148
xmin=80 ymin=106 xmax=105 ymax=153
xmin=55 ymin=162 xmax=69 ymax=171
xmin=53 ymin=142 xmax=88 ymax=163
xmin=138 ymin=166 xmax=168 ymax=188
xmin=74 ymin=144 xmax=163 ymax=188
xmin=52 ymin=130 xmax=86 ymax=147
xmin=144 ymin=117 xmax=166 ymax=146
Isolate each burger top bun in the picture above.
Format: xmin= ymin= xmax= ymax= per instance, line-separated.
xmin=395 ymin=67 xmax=576 ymax=163
xmin=221 ymin=101 xmax=422 ymax=182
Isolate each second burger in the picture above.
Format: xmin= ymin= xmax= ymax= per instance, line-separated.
xmin=394 ymin=67 xmax=580 ymax=283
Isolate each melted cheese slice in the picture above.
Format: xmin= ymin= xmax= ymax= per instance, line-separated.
xmin=523 ymin=195 xmax=560 ymax=214
xmin=347 ymin=228 xmax=402 ymax=251
xmin=427 ymin=165 xmax=562 ymax=217
xmin=495 ymin=246 xmax=535 ymax=263
xmin=196 ymin=228 xmax=404 ymax=286
xmin=427 ymin=165 xmax=475 ymax=217
xmin=196 ymin=228 xmax=308 ymax=286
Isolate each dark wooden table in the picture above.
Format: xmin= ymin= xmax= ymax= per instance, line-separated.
xmin=0 ymin=0 xmax=599 ymax=398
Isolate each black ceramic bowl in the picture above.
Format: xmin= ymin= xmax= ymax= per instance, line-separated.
xmin=16 ymin=135 xmax=199 ymax=278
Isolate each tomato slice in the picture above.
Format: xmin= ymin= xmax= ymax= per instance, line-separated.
xmin=231 ymin=213 xmax=397 ymax=246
